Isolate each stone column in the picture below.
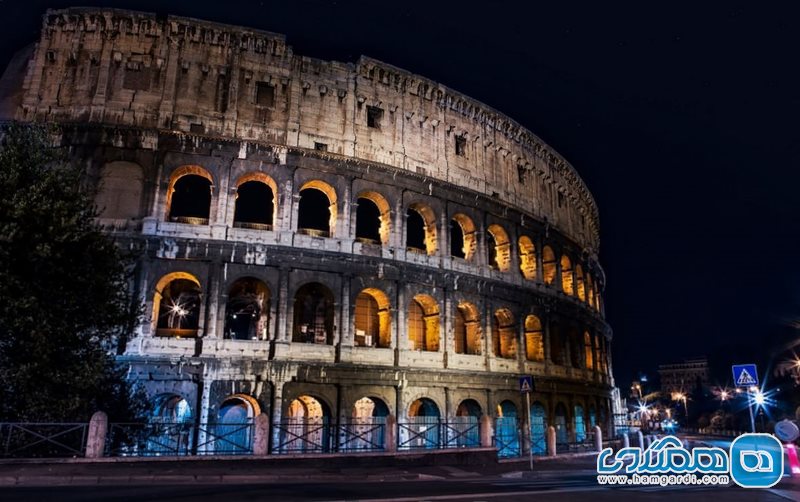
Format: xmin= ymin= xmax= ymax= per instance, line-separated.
xmin=278 ymin=267 xmax=291 ymax=342
xmin=480 ymin=414 xmax=493 ymax=448
xmin=85 ymin=411 xmax=108 ymax=459
xmin=385 ymin=414 xmax=397 ymax=452
xmin=252 ymin=413 xmax=270 ymax=456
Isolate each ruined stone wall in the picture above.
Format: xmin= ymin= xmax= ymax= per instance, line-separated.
xmin=10 ymin=7 xmax=599 ymax=251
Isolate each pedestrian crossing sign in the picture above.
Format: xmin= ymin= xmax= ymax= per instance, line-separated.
xmin=519 ymin=375 xmax=533 ymax=393
xmin=732 ymin=364 xmax=759 ymax=387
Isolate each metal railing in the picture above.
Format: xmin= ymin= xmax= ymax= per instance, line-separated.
xmin=398 ymin=418 xmax=481 ymax=450
xmin=0 ymin=422 xmax=89 ymax=458
xmin=106 ymin=421 xmax=253 ymax=457
xmin=494 ymin=417 xmax=521 ymax=458
xmin=271 ymin=419 xmax=386 ymax=454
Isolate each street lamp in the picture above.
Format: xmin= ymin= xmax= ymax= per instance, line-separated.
xmin=673 ymin=392 xmax=688 ymax=424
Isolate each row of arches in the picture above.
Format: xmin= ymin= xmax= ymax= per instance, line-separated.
xmin=151 ymin=272 xmax=609 ymax=372
xmin=98 ymin=163 xmax=603 ymax=313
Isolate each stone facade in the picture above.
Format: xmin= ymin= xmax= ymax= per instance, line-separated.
xmin=0 ymin=7 xmax=616 ymax=449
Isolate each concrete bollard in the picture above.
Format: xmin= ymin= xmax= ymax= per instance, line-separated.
xmin=86 ymin=411 xmax=108 ymax=459
xmin=546 ymin=426 xmax=557 ymax=457
xmin=252 ymin=413 xmax=270 ymax=456
xmin=480 ymin=414 xmax=493 ymax=448
xmin=637 ymin=431 xmax=645 ymax=449
xmin=622 ymin=433 xmax=630 ymax=449
xmin=593 ymin=425 xmax=602 ymax=451
xmin=385 ymin=415 xmax=397 ymax=452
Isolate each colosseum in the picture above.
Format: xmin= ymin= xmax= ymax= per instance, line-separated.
xmin=0 ymin=8 xmax=616 ymax=457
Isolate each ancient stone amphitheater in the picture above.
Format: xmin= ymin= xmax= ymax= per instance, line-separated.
xmin=0 ymin=8 xmax=616 ymax=456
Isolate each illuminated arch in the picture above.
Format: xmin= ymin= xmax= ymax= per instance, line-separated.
xmin=152 ymin=272 xmax=202 ymax=337
xmin=408 ymin=294 xmax=440 ymax=351
xmin=542 ymin=246 xmax=557 ymax=285
xmin=560 ymin=255 xmax=574 ymax=295
xmin=492 ymin=308 xmax=517 ymax=359
xmin=454 ymin=301 xmax=481 ymax=355
xmin=356 ymin=191 xmax=391 ymax=245
xmin=450 ymin=213 xmax=476 ymax=260
xmin=575 ymin=264 xmax=586 ymax=302
xmin=354 ymin=287 xmax=392 ymax=348
xmin=486 ymin=224 xmax=511 ymax=272
xmin=292 ymin=282 xmax=335 ymax=344
xmin=165 ymin=165 xmax=214 ymax=223
xmin=224 ymin=277 xmax=271 ymax=340
xmin=584 ymin=332 xmax=594 ymax=370
xmin=234 ymin=172 xmax=278 ymax=229
xmin=298 ymin=180 xmax=337 ymax=237
xmin=406 ymin=203 xmax=437 ymax=255
xmin=524 ymin=315 xmax=544 ymax=362
xmin=518 ymin=236 xmax=537 ymax=280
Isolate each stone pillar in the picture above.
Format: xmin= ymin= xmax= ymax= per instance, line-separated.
xmin=546 ymin=425 xmax=557 ymax=457
xmin=278 ymin=267 xmax=290 ymax=342
xmin=385 ymin=414 xmax=397 ymax=452
xmin=252 ymin=413 xmax=270 ymax=456
xmin=593 ymin=425 xmax=602 ymax=451
xmin=622 ymin=432 xmax=630 ymax=449
xmin=636 ymin=430 xmax=644 ymax=449
xmin=480 ymin=414 xmax=493 ymax=448
xmin=85 ymin=411 xmax=108 ymax=459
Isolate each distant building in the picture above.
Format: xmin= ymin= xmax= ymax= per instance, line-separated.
xmin=659 ymin=357 xmax=709 ymax=395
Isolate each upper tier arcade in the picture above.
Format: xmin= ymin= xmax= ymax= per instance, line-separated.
xmin=0 ymin=7 xmax=600 ymax=251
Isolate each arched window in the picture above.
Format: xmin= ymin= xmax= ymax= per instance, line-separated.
xmin=569 ymin=329 xmax=583 ymax=368
xmin=524 ymin=315 xmax=544 ymax=362
xmin=233 ymin=173 xmax=276 ymax=229
xmin=215 ymin=395 xmax=258 ymax=454
xmin=549 ymin=322 xmax=566 ymax=366
xmin=454 ymin=301 xmax=481 ymax=355
xmin=542 ymin=246 xmax=557 ymax=285
xmin=354 ymin=288 xmax=391 ymax=348
xmin=96 ymin=161 xmax=143 ymax=220
xmin=351 ymin=397 xmax=389 ymax=449
xmin=575 ymin=264 xmax=586 ymax=302
xmin=406 ymin=203 xmax=437 ymax=255
xmin=454 ymin=399 xmax=481 ymax=447
xmin=487 ymin=224 xmax=510 ymax=271
xmin=493 ymin=308 xmax=517 ymax=359
xmin=584 ymin=332 xmax=594 ymax=370
xmin=518 ymin=236 xmax=536 ymax=280
xmin=355 ymin=192 xmax=390 ymax=245
xmin=586 ymin=275 xmax=595 ymax=308
xmin=530 ymin=402 xmax=547 ymax=455
xmin=560 ymin=255 xmax=574 ymax=295
xmin=574 ymin=405 xmax=586 ymax=442
xmin=292 ymin=282 xmax=335 ymax=344
xmin=147 ymin=394 xmax=193 ymax=455
xmin=224 ymin=277 xmax=270 ymax=340
xmin=283 ymin=395 xmax=331 ymax=453
xmin=406 ymin=398 xmax=440 ymax=449
xmin=298 ymin=180 xmax=336 ymax=237
xmin=450 ymin=214 xmax=476 ymax=260
xmin=408 ymin=294 xmax=439 ymax=351
xmin=153 ymin=272 xmax=202 ymax=337
xmin=554 ymin=403 xmax=568 ymax=447
xmin=167 ymin=167 xmax=213 ymax=224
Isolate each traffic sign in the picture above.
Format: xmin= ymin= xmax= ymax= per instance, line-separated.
xmin=732 ymin=364 xmax=759 ymax=387
xmin=519 ymin=376 xmax=533 ymax=393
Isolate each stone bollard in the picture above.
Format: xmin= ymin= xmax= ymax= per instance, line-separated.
xmin=593 ymin=425 xmax=602 ymax=451
xmin=644 ymin=435 xmax=652 ymax=449
xmin=385 ymin=415 xmax=397 ymax=452
xmin=86 ymin=411 xmax=108 ymax=459
xmin=637 ymin=431 xmax=645 ymax=449
xmin=622 ymin=433 xmax=630 ymax=449
xmin=546 ymin=426 xmax=557 ymax=457
xmin=252 ymin=413 xmax=270 ymax=456
xmin=480 ymin=415 xmax=493 ymax=448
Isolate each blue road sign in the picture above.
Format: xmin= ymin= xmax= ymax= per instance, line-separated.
xmin=732 ymin=364 xmax=759 ymax=387
xmin=519 ymin=376 xmax=533 ymax=393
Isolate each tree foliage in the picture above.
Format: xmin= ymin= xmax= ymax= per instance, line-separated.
xmin=0 ymin=123 xmax=147 ymax=422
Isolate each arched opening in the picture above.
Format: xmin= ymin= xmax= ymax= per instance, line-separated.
xmin=356 ymin=192 xmax=390 ymax=245
xmin=549 ymin=322 xmax=567 ymax=366
xmin=524 ymin=315 xmax=544 ymax=362
xmin=145 ymin=394 xmax=193 ymax=455
xmin=454 ymin=399 xmax=481 ymax=447
xmin=215 ymin=395 xmax=258 ymax=454
xmin=595 ymin=334 xmax=605 ymax=374
xmin=166 ymin=166 xmax=213 ymax=224
xmin=586 ymin=275 xmax=595 ymax=308
xmin=354 ymin=288 xmax=391 ymax=348
xmin=584 ymin=332 xmax=594 ymax=370
xmin=486 ymin=224 xmax=511 ymax=271
xmin=542 ymin=246 xmax=557 ymax=285
xmin=405 ymin=398 xmax=440 ymax=449
xmin=450 ymin=214 xmax=476 ymax=260
xmin=233 ymin=173 xmax=276 ymax=229
xmin=153 ymin=272 xmax=201 ymax=338
xmin=406 ymin=203 xmax=437 ymax=255
xmin=589 ymin=405 xmax=597 ymax=428
xmin=518 ymin=236 xmax=536 ymax=280
xmin=554 ymin=403 xmax=569 ymax=448
xmin=531 ymin=402 xmax=547 ymax=455
xmin=224 ymin=277 xmax=270 ymax=340
xmin=574 ymin=405 xmax=586 ymax=443
xmin=496 ymin=400 xmax=519 ymax=458
xmin=593 ymin=281 xmax=601 ymax=311
xmin=454 ymin=301 xmax=481 ymax=355
xmin=298 ymin=180 xmax=336 ymax=237
xmin=560 ymin=255 xmax=574 ymax=295
xmin=292 ymin=282 xmax=335 ymax=344
xmin=96 ymin=161 xmax=143 ymax=220
xmin=408 ymin=294 xmax=439 ymax=351
xmin=283 ymin=395 xmax=331 ymax=453
xmin=348 ymin=397 xmax=389 ymax=451
xmin=352 ymin=396 xmax=390 ymax=419
xmin=575 ymin=264 xmax=586 ymax=302
xmin=569 ymin=328 xmax=583 ymax=368
xmin=492 ymin=308 xmax=517 ymax=359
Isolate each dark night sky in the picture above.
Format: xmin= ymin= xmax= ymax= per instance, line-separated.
xmin=2 ymin=1 xmax=799 ymax=387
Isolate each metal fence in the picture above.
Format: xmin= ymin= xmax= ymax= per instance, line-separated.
xmin=106 ymin=421 xmax=253 ymax=457
xmin=0 ymin=423 xmax=89 ymax=458
xmin=397 ymin=417 xmax=480 ymax=450
xmin=494 ymin=417 xmax=521 ymax=458
xmin=271 ymin=418 xmax=386 ymax=454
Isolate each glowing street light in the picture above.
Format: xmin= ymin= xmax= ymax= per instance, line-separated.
xmin=754 ymin=390 xmax=765 ymax=406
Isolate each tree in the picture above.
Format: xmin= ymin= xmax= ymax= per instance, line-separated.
xmin=0 ymin=123 xmax=147 ymax=422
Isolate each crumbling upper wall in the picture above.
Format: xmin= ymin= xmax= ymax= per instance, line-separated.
xmin=8 ymin=7 xmax=600 ymax=250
